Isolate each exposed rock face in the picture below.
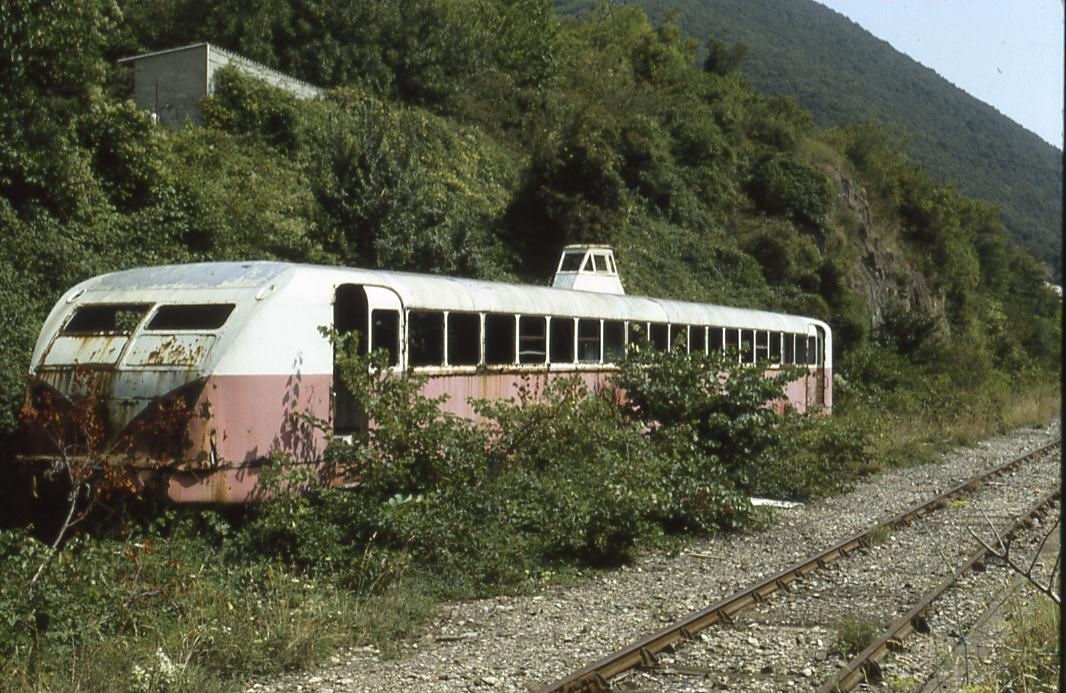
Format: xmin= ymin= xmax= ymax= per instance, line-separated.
xmin=831 ymin=169 xmax=943 ymax=334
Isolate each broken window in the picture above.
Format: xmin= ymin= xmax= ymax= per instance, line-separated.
xmin=560 ymin=253 xmax=584 ymax=272
xmin=725 ymin=328 xmax=739 ymax=357
xmin=769 ymin=332 xmax=782 ymax=363
xmin=63 ymin=304 xmax=151 ymax=335
xmin=146 ymin=304 xmax=235 ymax=331
xmin=408 ymin=310 xmax=444 ymax=367
xmin=650 ymin=323 xmax=669 ymax=351
xmin=518 ymin=316 xmax=547 ymax=364
xmin=447 ymin=312 xmax=480 ymax=366
xmin=550 ymin=317 xmax=575 ymax=363
xmin=371 ymin=310 xmax=399 ymax=366
xmin=670 ymin=324 xmax=688 ymax=352
xmin=690 ymin=326 xmax=707 ymax=354
xmin=485 ymin=314 xmax=516 ymax=365
xmin=709 ymin=327 xmax=724 ymax=353
xmin=755 ymin=330 xmax=769 ymax=363
xmin=741 ymin=329 xmax=755 ymax=364
xmin=603 ymin=321 xmax=625 ymax=361
xmin=627 ymin=321 xmax=647 ymax=345
xmin=577 ymin=319 xmax=601 ymax=362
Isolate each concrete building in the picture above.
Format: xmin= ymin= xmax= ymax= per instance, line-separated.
xmin=118 ymin=43 xmax=322 ymax=128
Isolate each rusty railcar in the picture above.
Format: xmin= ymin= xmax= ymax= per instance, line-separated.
xmin=17 ymin=247 xmax=831 ymax=503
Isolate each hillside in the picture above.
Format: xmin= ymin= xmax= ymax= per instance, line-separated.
xmin=556 ymin=0 xmax=1063 ymax=280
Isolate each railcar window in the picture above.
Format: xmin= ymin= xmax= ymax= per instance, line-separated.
xmin=669 ymin=324 xmax=687 ymax=352
xmin=769 ymin=332 xmax=782 ymax=363
xmin=485 ymin=314 xmax=516 ymax=365
xmin=795 ymin=333 xmax=808 ymax=365
xmin=725 ymin=328 xmax=739 ymax=357
xmin=741 ymin=329 xmax=755 ymax=364
xmin=709 ymin=327 xmax=724 ymax=353
xmin=577 ymin=319 xmax=601 ymax=363
xmin=808 ymin=335 xmax=819 ymax=365
xmin=784 ymin=333 xmax=795 ymax=364
xmin=550 ymin=317 xmax=575 ymax=363
xmin=63 ymin=304 xmax=151 ymax=335
xmin=371 ymin=310 xmax=400 ymax=366
xmin=691 ymin=326 xmax=707 ymax=354
xmin=519 ymin=316 xmax=547 ymax=364
xmin=146 ymin=304 xmax=235 ymax=331
xmin=627 ymin=322 xmax=646 ymax=345
xmin=603 ymin=321 xmax=625 ymax=361
xmin=560 ymin=253 xmax=584 ymax=272
xmin=408 ymin=311 xmax=444 ymax=366
xmin=755 ymin=331 xmax=769 ymax=363
xmin=447 ymin=312 xmax=480 ymax=366
xmin=650 ymin=323 xmax=669 ymax=351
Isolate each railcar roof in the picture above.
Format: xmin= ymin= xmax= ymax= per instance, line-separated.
xmin=84 ymin=262 xmax=292 ymax=290
xmin=78 ymin=261 xmax=828 ymax=331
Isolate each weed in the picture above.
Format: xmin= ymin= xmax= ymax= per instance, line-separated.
xmin=866 ymin=525 xmax=891 ymax=546
xmin=833 ymin=616 xmax=881 ymax=657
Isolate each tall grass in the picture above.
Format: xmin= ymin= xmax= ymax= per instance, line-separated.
xmin=850 ymin=378 xmax=1059 ymax=469
xmin=995 ymin=595 xmax=1060 ymax=691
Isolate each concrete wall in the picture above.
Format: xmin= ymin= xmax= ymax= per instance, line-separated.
xmin=206 ymin=45 xmax=322 ymax=100
xmin=130 ymin=45 xmax=208 ymax=128
xmin=125 ymin=43 xmax=322 ymax=129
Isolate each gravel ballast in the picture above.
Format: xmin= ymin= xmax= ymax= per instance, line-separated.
xmin=248 ymin=420 xmax=1060 ymax=692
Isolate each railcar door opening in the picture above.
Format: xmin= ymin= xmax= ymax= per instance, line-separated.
xmin=806 ymin=324 xmax=827 ymax=409
xmin=333 ymin=284 xmax=368 ymax=437
xmin=332 ymin=284 xmax=404 ymax=437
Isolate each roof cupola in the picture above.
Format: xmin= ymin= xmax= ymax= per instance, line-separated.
xmin=551 ymin=245 xmax=625 ymax=294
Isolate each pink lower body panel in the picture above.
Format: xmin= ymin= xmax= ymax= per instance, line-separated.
xmin=151 ymin=366 xmax=830 ymax=503
xmin=162 ymin=372 xmax=332 ymax=503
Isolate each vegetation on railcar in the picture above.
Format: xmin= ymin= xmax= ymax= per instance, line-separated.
xmin=0 ymin=1 xmax=1058 ymax=688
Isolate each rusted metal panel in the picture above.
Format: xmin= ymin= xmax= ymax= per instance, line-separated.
xmin=126 ymin=334 xmax=215 ymax=368
xmin=40 ymin=335 xmax=129 ymax=366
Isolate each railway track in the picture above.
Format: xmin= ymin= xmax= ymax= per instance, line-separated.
xmin=539 ymin=440 xmax=1060 ymax=693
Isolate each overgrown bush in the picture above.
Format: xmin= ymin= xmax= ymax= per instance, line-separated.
xmin=475 ymin=376 xmax=660 ymax=565
xmin=616 ymin=346 xmax=800 ymax=530
xmin=747 ymin=413 xmax=868 ymax=501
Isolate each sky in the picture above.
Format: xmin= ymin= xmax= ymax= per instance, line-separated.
xmin=820 ymin=0 xmax=1064 ymax=149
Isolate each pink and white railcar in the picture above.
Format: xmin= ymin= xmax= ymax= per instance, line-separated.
xmin=18 ymin=246 xmax=831 ymax=503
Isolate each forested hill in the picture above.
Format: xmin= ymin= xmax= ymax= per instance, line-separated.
xmin=555 ymin=0 xmax=1063 ymax=280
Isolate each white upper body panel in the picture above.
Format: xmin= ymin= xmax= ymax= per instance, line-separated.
xmin=32 ymin=261 xmax=833 ymax=378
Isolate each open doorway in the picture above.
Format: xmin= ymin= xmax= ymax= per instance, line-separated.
xmin=333 ymin=284 xmax=368 ymax=437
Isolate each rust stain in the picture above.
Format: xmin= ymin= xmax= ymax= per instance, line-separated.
xmin=144 ymin=336 xmax=207 ymax=366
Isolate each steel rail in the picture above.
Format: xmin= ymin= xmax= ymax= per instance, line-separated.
xmin=537 ymin=440 xmax=1059 ymax=693
xmin=819 ymin=487 xmax=1061 ymax=692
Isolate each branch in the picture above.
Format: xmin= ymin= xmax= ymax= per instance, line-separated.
xmin=29 ymin=448 xmax=83 ymax=589
xmin=968 ymin=512 xmax=1060 ymax=605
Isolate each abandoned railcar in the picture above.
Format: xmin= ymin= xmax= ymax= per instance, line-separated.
xmin=17 ymin=246 xmax=831 ymax=503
